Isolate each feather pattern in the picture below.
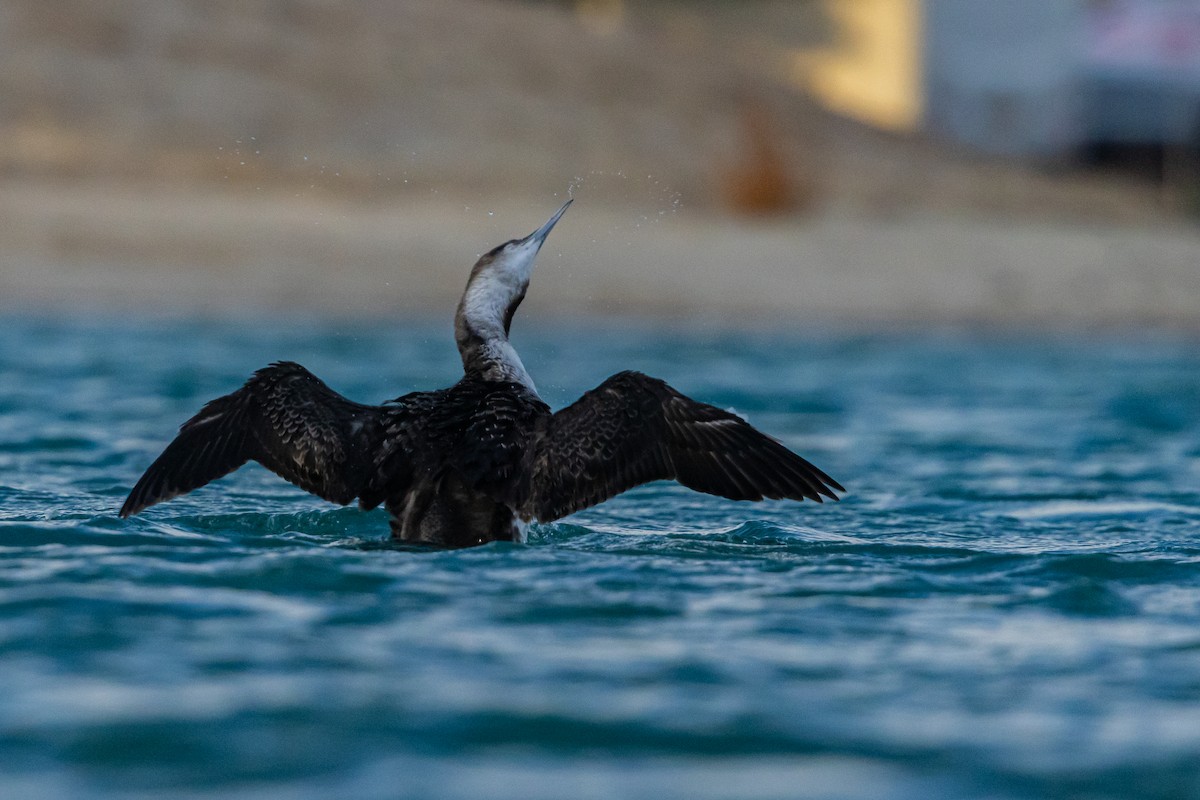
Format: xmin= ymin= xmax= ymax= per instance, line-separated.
xmin=526 ymin=371 xmax=843 ymax=522
xmin=120 ymin=362 xmax=391 ymax=517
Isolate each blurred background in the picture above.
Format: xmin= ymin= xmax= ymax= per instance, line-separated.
xmin=1 ymin=0 xmax=1199 ymax=326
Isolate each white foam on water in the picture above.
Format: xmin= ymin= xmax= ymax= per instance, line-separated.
xmin=999 ymin=500 xmax=1199 ymax=520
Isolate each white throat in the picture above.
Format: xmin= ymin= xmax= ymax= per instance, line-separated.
xmin=455 ymin=241 xmax=541 ymax=393
xmin=453 ymin=199 xmax=571 ymax=395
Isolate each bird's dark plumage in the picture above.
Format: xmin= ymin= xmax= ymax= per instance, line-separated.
xmin=120 ymin=362 xmax=387 ymax=517
xmin=121 ymin=202 xmax=842 ymax=546
xmin=527 ymin=371 xmax=841 ymax=522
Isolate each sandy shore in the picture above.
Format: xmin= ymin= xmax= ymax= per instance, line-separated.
xmin=2 ymin=181 xmax=1199 ymax=329
xmin=3 ymin=1 xmax=1193 ymax=331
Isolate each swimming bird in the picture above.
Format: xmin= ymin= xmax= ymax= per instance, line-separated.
xmin=120 ymin=200 xmax=843 ymax=547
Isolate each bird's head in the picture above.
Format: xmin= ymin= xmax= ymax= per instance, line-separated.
xmin=457 ymin=199 xmax=572 ymax=341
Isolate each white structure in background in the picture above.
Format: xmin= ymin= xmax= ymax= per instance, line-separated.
xmin=1080 ymin=0 xmax=1200 ymax=152
xmin=924 ymin=0 xmax=1080 ymax=158
xmin=925 ymin=0 xmax=1200 ymax=158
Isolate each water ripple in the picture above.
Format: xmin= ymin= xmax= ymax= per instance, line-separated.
xmin=2 ymin=317 xmax=1200 ymax=799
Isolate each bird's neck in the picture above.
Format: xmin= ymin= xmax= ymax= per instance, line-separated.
xmin=454 ymin=272 xmax=537 ymax=393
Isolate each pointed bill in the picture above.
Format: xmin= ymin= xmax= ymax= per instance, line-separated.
xmin=524 ymin=199 xmax=572 ymax=247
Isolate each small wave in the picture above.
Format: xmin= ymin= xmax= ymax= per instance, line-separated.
xmin=701 ymin=520 xmax=867 ymax=546
xmin=997 ymin=500 xmax=1200 ymax=520
xmin=152 ymin=506 xmax=385 ymax=542
xmin=0 ymin=517 xmax=227 ymax=550
xmin=541 ymin=519 xmax=846 ymax=555
xmin=1020 ymin=579 xmax=1139 ymax=617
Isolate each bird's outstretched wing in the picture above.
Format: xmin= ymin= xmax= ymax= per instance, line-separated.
xmin=120 ymin=362 xmax=390 ymax=517
xmin=527 ymin=371 xmax=843 ymax=522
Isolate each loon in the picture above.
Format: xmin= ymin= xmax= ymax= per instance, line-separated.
xmin=120 ymin=200 xmax=843 ymax=547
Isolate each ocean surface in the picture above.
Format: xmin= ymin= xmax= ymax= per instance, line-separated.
xmin=1 ymin=314 xmax=1198 ymax=800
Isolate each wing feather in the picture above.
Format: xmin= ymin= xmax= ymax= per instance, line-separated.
xmin=120 ymin=362 xmax=393 ymax=517
xmin=528 ymin=371 xmax=843 ymax=521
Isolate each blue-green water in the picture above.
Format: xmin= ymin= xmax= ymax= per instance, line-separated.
xmin=2 ymin=315 xmax=1199 ymax=800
